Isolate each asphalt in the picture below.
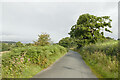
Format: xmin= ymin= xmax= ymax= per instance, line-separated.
xmin=33 ymin=50 xmax=97 ymax=78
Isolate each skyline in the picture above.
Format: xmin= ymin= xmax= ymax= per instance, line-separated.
xmin=0 ymin=2 xmax=118 ymax=43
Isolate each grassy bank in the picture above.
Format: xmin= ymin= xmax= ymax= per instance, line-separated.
xmin=75 ymin=40 xmax=118 ymax=78
xmin=2 ymin=45 xmax=67 ymax=78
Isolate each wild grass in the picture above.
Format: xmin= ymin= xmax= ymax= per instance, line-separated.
xmin=2 ymin=45 xmax=67 ymax=78
xmin=76 ymin=40 xmax=118 ymax=78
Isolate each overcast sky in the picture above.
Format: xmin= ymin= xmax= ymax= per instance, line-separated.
xmin=0 ymin=0 xmax=119 ymax=43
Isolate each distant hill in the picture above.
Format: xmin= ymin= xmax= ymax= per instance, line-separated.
xmin=0 ymin=41 xmax=16 ymax=43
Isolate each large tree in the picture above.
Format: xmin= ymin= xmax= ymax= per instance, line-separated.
xmin=69 ymin=13 xmax=112 ymax=48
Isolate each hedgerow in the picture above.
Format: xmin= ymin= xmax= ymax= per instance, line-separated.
xmin=77 ymin=40 xmax=118 ymax=78
xmin=2 ymin=45 xmax=67 ymax=78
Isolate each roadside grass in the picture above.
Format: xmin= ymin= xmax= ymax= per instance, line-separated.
xmin=0 ymin=56 xmax=1 ymax=80
xmin=74 ymin=40 xmax=118 ymax=78
xmin=2 ymin=45 xmax=67 ymax=78
xmin=20 ymin=64 xmax=42 ymax=78
xmin=23 ymin=53 xmax=65 ymax=78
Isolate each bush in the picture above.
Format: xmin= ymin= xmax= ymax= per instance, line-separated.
xmin=82 ymin=40 xmax=118 ymax=57
xmin=15 ymin=41 xmax=24 ymax=47
xmin=2 ymin=45 xmax=67 ymax=78
xmin=2 ymin=43 xmax=11 ymax=51
xmin=77 ymin=40 xmax=118 ymax=78
xmin=59 ymin=37 xmax=77 ymax=48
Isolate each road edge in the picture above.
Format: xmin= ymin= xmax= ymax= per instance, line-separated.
xmin=33 ymin=51 xmax=68 ymax=78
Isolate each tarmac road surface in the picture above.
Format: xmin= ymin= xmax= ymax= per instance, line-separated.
xmin=33 ymin=50 xmax=97 ymax=78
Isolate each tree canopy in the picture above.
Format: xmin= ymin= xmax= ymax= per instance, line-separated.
xmin=69 ymin=13 xmax=112 ymax=48
xmin=15 ymin=41 xmax=24 ymax=47
xmin=34 ymin=33 xmax=51 ymax=46
xmin=59 ymin=37 xmax=77 ymax=48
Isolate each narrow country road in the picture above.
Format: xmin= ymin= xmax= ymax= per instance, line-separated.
xmin=33 ymin=50 xmax=97 ymax=78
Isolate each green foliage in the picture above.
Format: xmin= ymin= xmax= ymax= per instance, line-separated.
xmin=69 ymin=13 xmax=112 ymax=48
xmin=76 ymin=40 xmax=118 ymax=78
xmin=82 ymin=40 xmax=118 ymax=57
xmin=0 ymin=42 xmax=16 ymax=52
xmin=0 ymin=43 xmax=2 ymax=52
xmin=2 ymin=45 xmax=67 ymax=78
xmin=1 ymin=43 xmax=11 ymax=51
xmin=59 ymin=37 xmax=77 ymax=48
xmin=34 ymin=33 xmax=51 ymax=46
xmin=105 ymin=37 xmax=115 ymax=40
xmin=15 ymin=41 xmax=24 ymax=47
xmin=25 ymin=43 xmax=33 ymax=46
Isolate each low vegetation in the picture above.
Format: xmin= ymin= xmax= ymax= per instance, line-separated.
xmin=75 ymin=40 xmax=118 ymax=78
xmin=2 ymin=33 xmax=67 ymax=78
xmin=0 ymin=41 xmax=16 ymax=52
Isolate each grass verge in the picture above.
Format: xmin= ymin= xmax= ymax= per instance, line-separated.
xmin=74 ymin=40 xmax=118 ymax=78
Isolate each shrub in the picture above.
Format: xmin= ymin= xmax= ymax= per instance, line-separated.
xmin=2 ymin=45 xmax=67 ymax=78
xmin=2 ymin=43 xmax=11 ymax=51
xmin=15 ymin=41 xmax=24 ymax=47
xmin=78 ymin=40 xmax=118 ymax=78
